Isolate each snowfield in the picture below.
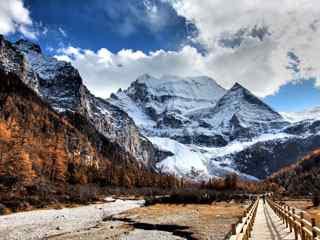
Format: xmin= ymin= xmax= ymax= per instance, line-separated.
xmin=149 ymin=137 xmax=209 ymax=178
xmin=0 ymin=199 xmax=144 ymax=240
xmin=149 ymin=133 xmax=295 ymax=180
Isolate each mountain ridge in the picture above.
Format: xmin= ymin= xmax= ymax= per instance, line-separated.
xmin=110 ymin=73 xmax=320 ymax=180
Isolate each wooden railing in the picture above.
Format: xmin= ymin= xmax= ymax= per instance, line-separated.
xmin=228 ymin=197 xmax=259 ymax=240
xmin=268 ymin=198 xmax=320 ymax=240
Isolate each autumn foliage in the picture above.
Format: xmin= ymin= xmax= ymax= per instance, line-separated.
xmin=264 ymin=149 xmax=320 ymax=196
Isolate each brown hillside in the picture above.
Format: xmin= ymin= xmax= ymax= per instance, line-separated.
xmin=267 ymin=149 xmax=320 ymax=196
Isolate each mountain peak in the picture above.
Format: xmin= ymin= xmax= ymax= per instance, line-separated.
xmin=15 ymin=39 xmax=42 ymax=54
xmin=230 ymin=82 xmax=247 ymax=91
xmin=221 ymin=81 xmax=281 ymax=118
xmin=136 ymin=73 xmax=153 ymax=83
xmin=128 ymin=74 xmax=226 ymax=102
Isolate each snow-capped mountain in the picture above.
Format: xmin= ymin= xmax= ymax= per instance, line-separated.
xmin=0 ymin=36 xmax=165 ymax=167
xmin=187 ymin=83 xmax=288 ymax=141
xmin=110 ymin=76 xmax=289 ymax=147
xmin=281 ymin=106 xmax=320 ymax=122
xmin=110 ymin=74 xmax=320 ymax=180
xmin=110 ymin=74 xmax=230 ymax=147
xmin=2 ymin=36 xmax=318 ymax=180
xmin=109 ymin=74 xmax=226 ymax=137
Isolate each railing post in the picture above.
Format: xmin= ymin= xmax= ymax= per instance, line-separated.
xmin=288 ymin=206 xmax=292 ymax=232
xmin=300 ymin=212 xmax=305 ymax=240
xmin=231 ymin=223 xmax=236 ymax=235
xmin=240 ymin=214 xmax=244 ymax=233
xmin=312 ymin=218 xmax=317 ymax=240
xmin=285 ymin=205 xmax=288 ymax=228
xmin=282 ymin=205 xmax=285 ymax=224
xmin=293 ymin=208 xmax=298 ymax=240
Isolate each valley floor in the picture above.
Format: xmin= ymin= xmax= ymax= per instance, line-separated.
xmin=0 ymin=199 xmax=246 ymax=240
xmin=0 ymin=198 xmax=144 ymax=240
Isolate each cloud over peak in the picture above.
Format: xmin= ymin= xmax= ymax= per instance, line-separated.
xmin=0 ymin=0 xmax=37 ymax=39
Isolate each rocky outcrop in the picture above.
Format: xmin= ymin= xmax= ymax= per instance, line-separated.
xmin=0 ymin=36 xmax=38 ymax=91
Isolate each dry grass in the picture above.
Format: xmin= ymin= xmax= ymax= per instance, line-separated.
xmin=115 ymin=202 xmax=247 ymax=240
xmin=285 ymin=200 xmax=320 ymax=226
xmin=285 ymin=199 xmax=313 ymax=210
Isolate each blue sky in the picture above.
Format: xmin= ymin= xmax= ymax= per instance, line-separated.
xmin=265 ymin=79 xmax=320 ymax=112
xmin=3 ymin=0 xmax=320 ymax=112
xmin=22 ymin=0 xmax=191 ymax=53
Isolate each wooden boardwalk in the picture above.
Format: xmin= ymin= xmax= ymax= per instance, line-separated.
xmin=250 ymin=199 xmax=297 ymax=240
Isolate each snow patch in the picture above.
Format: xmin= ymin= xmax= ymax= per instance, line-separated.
xmin=149 ymin=137 xmax=209 ymax=178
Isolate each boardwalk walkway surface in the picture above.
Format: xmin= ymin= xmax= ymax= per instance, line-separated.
xmin=250 ymin=200 xmax=297 ymax=240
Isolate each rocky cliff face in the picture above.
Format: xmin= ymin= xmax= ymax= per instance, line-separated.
xmin=0 ymin=36 xmax=163 ymax=168
xmin=0 ymin=70 xmax=111 ymax=187
xmin=0 ymin=36 xmax=38 ymax=91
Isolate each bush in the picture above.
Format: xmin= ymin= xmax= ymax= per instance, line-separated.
xmin=144 ymin=189 xmax=241 ymax=205
xmin=312 ymin=194 xmax=320 ymax=207
xmin=0 ymin=203 xmax=6 ymax=215
xmin=0 ymin=176 xmax=17 ymax=188
xmin=224 ymin=173 xmax=238 ymax=190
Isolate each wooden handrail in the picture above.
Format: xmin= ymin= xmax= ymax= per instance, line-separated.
xmin=267 ymin=198 xmax=319 ymax=240
xmin=229 ymin=197 xmax=259 ymax=240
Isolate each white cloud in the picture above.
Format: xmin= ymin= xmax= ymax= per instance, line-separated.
xmin=55 ymin=46 xmax=206 ymax=97
xmin=0 ymin=0 xmax=37 ymax=39
xmin=166 ymin=0 xmax=320 ymax=91
xmin=58 ymin=27 xmax=67 ymax=37
xmin=55 ymin=0 xmax=320 ymax=98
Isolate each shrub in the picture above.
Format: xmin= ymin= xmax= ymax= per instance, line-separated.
xmin=0 ymin=176 xmax=17 ymax=188
xmin=312 ymin=194 xmax=320 ymax=207
xmin=224 ymin=173 xmax=238 ymax=190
